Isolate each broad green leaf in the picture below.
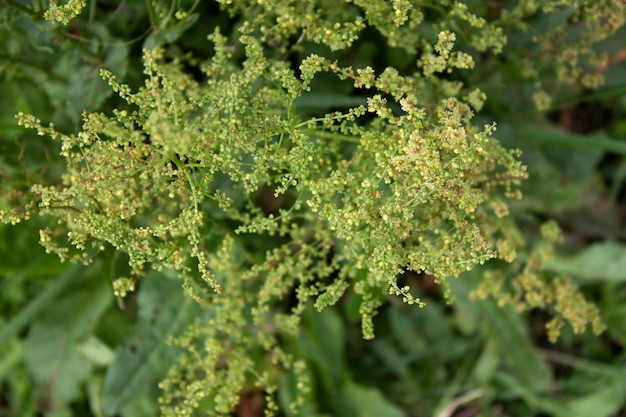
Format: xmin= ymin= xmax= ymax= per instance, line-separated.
xmin=496 ymin=122 xmax=607 ymax=213
xmin=506 ymin=7 xmax=575 ymax=51
xmin=389 ymin=304 xmax=427 ymax=353
xmin=0 ymin=261 xmax=80 ymax=346
xmin=297 ymin=308 xmax=345 ymax=414
xmin=473 ymin=337 xmax=500 ymax=386
xmin=0 ymin=337 xmax=23 ymax=378
xmin=432 ymin=346 xmax=482 ymax=417
xmin=514 ymin=150 xmax=589 ymax=212
xmin=603 ymin=297 xmax=626 ymax=347
xmin=495 ymin=373 xmax=569 ymax=417
xmin=563 ymin=369 xmax=626 ymax=417
xmin=342 ymin=273 xmax=365 ymax=325
xmin=86 ymin=375 xmax=105 ymax=417
xmin=24 ymin=263 xmax=113 ymax=408
xmin=370 ymin=339 xmax=411 ymax=380
xmin=449 ymin=277 xmax=481 ymax=335
xmin=479 ymin=300 xmax=553 ymax=392
xmin=519 ymin=128 xmax=626 ymax=155
xmin=389 ymin=299 xmax=468 ymax=362
xmin=38 ymin=26 xmax=128 ymax=125
xmin=101 ymin=271 xmax=200 ymax=416
xmin=77 ymin=336 xmax=115 ymax=367
xmin=143 ymin=13 xmax=200 ymax=50
xmin=342 ymin=381 xmax=407 ymax=417
xmin=543 ymin=242 xmax=626 ymax=282
xmin=299 ymin=308 xmax=345 ymax=382
xmin=451 ymin=272 xmax=506 ymax=385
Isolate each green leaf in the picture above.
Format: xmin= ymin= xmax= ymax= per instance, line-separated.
xmin=479 ymin=300 xmax=553 ymax=392
xmin=342 ymin=381 xmax=407 ymax=417
xmin=370 ymin=339 xmax=411 ymax=380
xmin=494 ymin=373 xmax=569 ymax=417
xmin=24 ymin=263 xmax=113 ymax=408
xmin=101 ymin=271 xmax=200 ymax=417
xmin=603 ymin=295 xmax=626 ymax=347
xmin=86 ymin=375 xmax=105 ymax=417
xmin=39 ymin=27 xmax=129 ymax=124
xmin=543 ymin=242 xmax=626 ymax=282
xmin=0 ymin=338 xmax=23 ymax=379
xmin=516 ymin=127 xmax=626 ymax=155
xmin=297 ymin=308 xmax=345 ymax=414
xmin=473 ymin=337 xmax=500 ymax=385
xmin=143 ymin=13 xmax=200 ymax=50
xmin=76 ymin=336 xmax=115 ymax=366
xmin=563 ymin=369 xmax=626 ymax=417
xmin=388 ymin=301 xmax=467 ymax=361
xmin=0 ymin=262 xmax=82 ymax=346
xmin=449 ymin=277 xmax=481 ymax=335
xmin=299 ymin=308 xmax=345 ymax=383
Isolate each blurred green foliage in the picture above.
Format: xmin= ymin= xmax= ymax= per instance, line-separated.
xmin=2 ymin=1 xmax=626 ymax=416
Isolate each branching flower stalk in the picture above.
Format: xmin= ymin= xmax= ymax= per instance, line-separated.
xmin=3 ymin=0 xmax=622 ymax=414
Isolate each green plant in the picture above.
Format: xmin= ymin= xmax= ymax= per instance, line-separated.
xmin=2 ymin=1 xmax=624 ymax=416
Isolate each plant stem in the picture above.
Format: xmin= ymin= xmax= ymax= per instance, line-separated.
xmin=145 ymin=0 xmax=158 ymax=29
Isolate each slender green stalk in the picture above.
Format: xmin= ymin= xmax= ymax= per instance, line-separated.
xmin=145 ymin=0 xmax=158 ymax=29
